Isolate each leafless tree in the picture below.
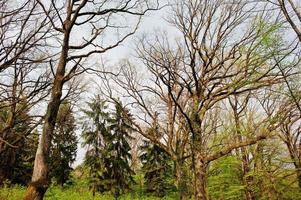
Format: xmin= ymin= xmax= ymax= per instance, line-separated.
xmin=111 ymin=0 xmax=295 ymax=199
xmin=0 ymin=61 xmax=51 ymax=153
xmin=266 ymin=0 xmax=301 ymax=41
xmin=0 ymin=0 xmax=54 ymax=185
xmin=265 ymin=89 xmax=301 ymax=191
xmin=279 ymin=103 xmax=301 ymax=191
xmin=109 ymin=61 xmax=192 ymax=199
xmin=264 ymin=0 xmax=301 ymax=191
xmin=22 ymin=1 xmax=159 ymax=199
xmin=0 ymin=0 xmax=53 ymax=72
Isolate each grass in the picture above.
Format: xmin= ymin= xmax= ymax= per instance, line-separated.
xmin=0 ymin=185 xmax=178 ymax=200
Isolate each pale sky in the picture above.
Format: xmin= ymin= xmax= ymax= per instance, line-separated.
xmin=73 ymin=4 xmax=173 ymax=167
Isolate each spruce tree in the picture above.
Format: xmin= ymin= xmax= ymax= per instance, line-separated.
xmin=101 ymin=101 xmax=135 ymax=198
xmin=0 ymin=101 xmax=33 ymax=185
xmin=140 ymin=139 xmax=173 ymax=197
xmin=12 ymin=130 xmax=39 ymax=185
xmin=81 ymin=97 xmax=110 ymax=196
xmin=49 ymin=102 xmax=77 ymax=186
xmin=82 ymin=98 xmax=135 ymax=197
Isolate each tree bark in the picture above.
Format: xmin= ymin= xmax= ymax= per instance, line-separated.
xmin=194 ymin=152 xmax=207 ymax=200
xmin=23 ymin=28 xmax=69 ymax=199
xmin=175 ymin=160 xmax=189 ymax=200
xmin=241 ymin=149 xmax=254 ymax=200
xmin=23 ymin=79 xmax=63 ymax=200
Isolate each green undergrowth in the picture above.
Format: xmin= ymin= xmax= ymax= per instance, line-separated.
xmin=0 ymin=184 xmax=178 ymax=200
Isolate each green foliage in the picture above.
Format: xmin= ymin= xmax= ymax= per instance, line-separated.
xmin=82 ymin=97 xmax=135 ymax=197
xmin=140 ymin=140 xmax=173 ymax=197
xmin=101 ymin=101 xmax=136 ymax=197
xmin=0 ymin=101 xmax=35 ymax=185
xmin=207 ymin=156 xmax=244 ymax=200
xmin=0 ymin=184 xmax=178 ymax=200
xmin=81 ymin=96 xmax=110 ymax=195
xmin=49 ymin=102 xmax=77 ymax=186
xmin=11 ymin=131 xmax=39 ymax=185
xmin=0 ymin=184 xmax=25 ymax=200
xmin=255 ymin=20 xmax=283 ymax=51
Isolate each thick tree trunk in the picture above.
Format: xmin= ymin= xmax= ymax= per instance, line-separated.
xmin=194 ymin=153 xmax=207 ymax=200
xmin=23 ymin=53 xmax=67 ymax=200
xmin=175 ymin=160 xmax=189 ymax=200
xmin=23 ymin=84 xmax=63 ymax=200
xmin=23 ymin=14 xmax=70 ymax=198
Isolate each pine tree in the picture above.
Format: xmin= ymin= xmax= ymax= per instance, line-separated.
xmin=12 ymin=130 xmax=39 ymax=185
xmin=81 ymin=97 xmax=110 ymax=196
xmin=101 ymin=101 xmax=135 ymax=198
xmin=0 ymin=101 xmax=32 ymax=185
xmin=82 ymin=98 xmax=135 ymax=198
xmin=49 ymin=102 xmax=77 ymax=186
xmin=140 ymin=140 xmax=173 ymax=197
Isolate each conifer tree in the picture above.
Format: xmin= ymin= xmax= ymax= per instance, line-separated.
xmin=82 ymin=98 xmax=135 ymax=197
xmin=140 ymin=139 xmax=173 ymax=197
xmin=49 ymin=102 xmax=77 ymax=186
xmin=0 ymin=101 xmax=32 ymax=185
xmin=101 ymin=101 xmax=135 ymax=198
xmin=81 ymin=97 xmax=110 ymax=196
xmin=12 ymin=130 xmax=39 ymax=185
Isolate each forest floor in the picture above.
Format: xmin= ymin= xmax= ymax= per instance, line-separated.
xmin=0 ymin=185 xmax=178 ymax=200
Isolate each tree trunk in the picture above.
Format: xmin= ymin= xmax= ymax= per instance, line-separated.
xmin=194 ymin=152 xmax=207 ymax=200
xmin=238 ymin=137 xmax=254 ymax=200
xmin=241 ymin=152 xmax=254 ymax=200
xmin=23 ymin=67 xmax=65 ymax=200
xmin=23 ymin=14 xmax=70 ymax=198
xmin=23 ymin=86 xmax=63 ymax=200
xmin=285 ymin=141 xmax=301 ymax=192
xmin=175 ymin=160 xmax=189 ymax=200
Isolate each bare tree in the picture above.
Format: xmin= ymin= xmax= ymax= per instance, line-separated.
xmin=266 ymin=0 xmax=301 ymax=41
xmin=265 ymin=89 xmax=301 ymax=191
xmin=22 ymin=1 xmax=159 ymax=199
xmin=112 ymin=0 xmax=294 ymax=199
xmin=228 ymin=94 xmax=256 ymax=200
xmin=265 ymin=0 xmax=301 ymax=191
xmin=0 ymin=0 xmax=53 ymax=185
xmin=0 ymin=0 xmax=52 ymax=72
xmin=0 ymin=69 xmax=52 ymax=184
xmin=111 ymin=61 xmax=192 ymax=199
